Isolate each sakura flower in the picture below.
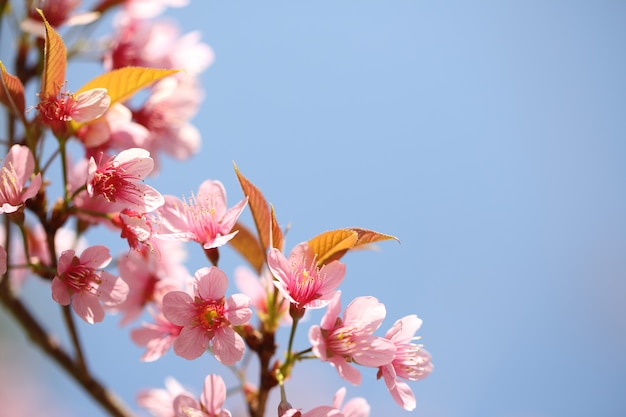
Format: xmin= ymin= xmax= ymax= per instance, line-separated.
xmin=37 ymin=87 xmax=110 ymax=136
xmin=87 ymin=148 xmax=164 ymax=212
xmin=377 ymin=315 xmax=433 ymax=411
xmin=123 ymin=0 xmax=190 ymax=19
xmin=0 ymin=145 xmax=42 ymax=214
xmin=173 ymin=374 xmax=232 ymax=417
xmin=137 ymin=377 xmax=192 ymax=417
xmin=267 ymin=242 xmax=346 ymax=314
xmin=309 ymin=292 xmax=395 ymax=385
xmin=51 ymin=245 xmax=129 ymax=324
xmin=77 ymin=102 xmax=149 ymax=151
xmin=131 ymin=311 xmax=183 ymax=362
xmin=162 ymin=266 xmax=252 ymax=364
xmin=155 ymin=179 xmax=247 ymax=250
xmin=234 ymin=266 xmax=290 ymax=329
xmin=111 ymin=208 xmax=155 ymax=252
xmin=117 ymin=240 xmax=191 ymax=325
xmin=332 ymin=387 xmax=370 ymax=417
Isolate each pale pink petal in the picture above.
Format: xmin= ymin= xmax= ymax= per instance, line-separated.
xmin=51 ymin=277 xmax=71 ymax=305
xmin=351 ymin=336 xmax=395 ymax=367
xmin=201 ymin=374 xmax=226 ymax=415
xmin=320 ymin=291 xmax=342 ymax=329
xmin=317 ymin=261 xmax=346 ymax=294
xmin=195 ymin=267 xmax=227 ymax=300
xmin=309 ymin=325 xmax=328 ymax=361
xmin=212 ymin=326 xmax=245 ymax=365
xmin=162 ymin=291 xmax=195 ymax=325
xmin=72 ymin=88 xmax=110 ymax=122
xmin=389 ymin=315 xmax=423 ymax=343
xmin=5 ymin=145 xmax=34 ymax=185
xmin=341 ymin=397 xmax=370 ymax=417
xmin=343 ymin=296 xmax=386 ymax=332
xmin=196 ymin=179 xmax=227 ymax=216
xmin=173 ymin=326 xmax=208 ymax=360
xmin=115 ymin=148 xmax=153 ymax=178
xmin=234 ymin=266 xmax=265 ymax=304
xmin=388 ymin=379 xmax=416 ymax=411
xmin=56 ymin=249 xmax=76 ymax=275
xmin=21 ymin=173 xmax=42 ymax=201
xmin=203 ymin=230 xmax=238 ymax=250
xmin=79 ymin=245 xmax=112 ymax=269
xmin=331 ymin=357 xmax=361 ymax=385
xmin=174 ymin=394 xmax=203 ymax=417
xmin=224 ymin=294 xmax=251 ymax=325
xmin=72 ymin=293 xmax=105 ymax=324
xmin=301 ymin=406 xmax=341 ymax=417
xmin=219 ymin=198 xmax=248 ymax=233
xmin=135 ymin=183 xmax=165 ymax=211
xmin=97 ymin=272 xmax=130 ymax=306
xmin=267 ymin=248 xmax=292 ymax=287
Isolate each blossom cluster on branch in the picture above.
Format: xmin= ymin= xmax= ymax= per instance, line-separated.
xmin=0 ymin=1 xmax=432 ymax=416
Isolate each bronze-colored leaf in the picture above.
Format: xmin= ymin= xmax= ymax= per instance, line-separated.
xmin=228 ymin=221 xmax=266 ymax=274
xmin=38 ymin=9 xmax=67 ymax=99
xmin=0 ymin=61 xmax=26 ymax=120
xmin=308 ymin=229 xmax=359 ymax=266
xmin=234 ymin=163 xmax=272 ymax=251
xmin=270 ymin=204 xmax=284 ymax=251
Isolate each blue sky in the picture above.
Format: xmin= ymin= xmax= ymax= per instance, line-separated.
xmin=2 ymin=1 xmax=626 ymax=416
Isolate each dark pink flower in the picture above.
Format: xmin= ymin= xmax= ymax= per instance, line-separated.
xmin=51 ymin=246 xmax=129 ymax=324
xmin=309 ymin=292 xmax=395 ymax=385
xmin=267 ymin=243 xmax=345 ymax=312
xmin=0 ymin=145 xmax=42 ymax=214
xmin=37 ymin=88 xmax=110 ymax=135
xmin=162 ymin=266 xmax=251 ymax=364
xmin=377 ymin=315 xmax=433 ymax=411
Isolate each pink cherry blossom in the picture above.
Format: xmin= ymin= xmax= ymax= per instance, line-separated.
xmin=133 ymin=76 xmax=204 ymax=165
xmin=123 ymin=0 xmax=190 ymax=19
xmin=131 ymin=311 xmax=183 ymax=362
xmin=0 ymin=145 xmax=42 ymax=214
xmin=37 ymin=88 xmax=110 ymax=135
xmin=51 ymin=245 xmax=129 ymax=324
xmin=155 ymin=179 xmax=247 ymax=250
xmin=267 ymin=243 xmax=346 ymax=313
xmin=173 ymin=374 xmax=231 ymax=417
xmin=162 ymin=266 xmax=252 ymax=364
xmin=234 ymin=266 xmax=290 ymax=328
xmin=78 ymin=103 xmax=150 ymax=151
xmin=87 ymin=148 xmax=164 ymax=213
xmin=137 ymin=377 xmax=192 ymax=417
xmin=116 ymin=239 xmax=191 ymax=325
xmin=309 ymin=292 xmax=395 ymax=385
xmin=332 ymin=387 xmax=370 ymax=417
xmin=377 ymin=315 xmax=433 ymax=411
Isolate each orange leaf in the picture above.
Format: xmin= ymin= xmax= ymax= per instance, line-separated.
xmin=308 ymin=229 xmax=359 ymax=266
xmin=234 ymin=163 xmax=273 ymax=251
xmin=0 ymin=61 xmax=26 ymax=120
xmin=75 ymin=67 xmax=179 ymax=105
xmin=352 ymin=227 xmax=399 ymax=246
xmin=228 ymin=221 xmax=266 ymax=274
xmin=38 ymin=9 xmax=67 ymax=99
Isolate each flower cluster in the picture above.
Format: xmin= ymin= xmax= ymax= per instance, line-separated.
xmin=0 ymin=1 xmax=431 ymax=416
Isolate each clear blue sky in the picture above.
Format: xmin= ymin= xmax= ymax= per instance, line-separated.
xmin=2 ymin=1 xmax=626 ymax=416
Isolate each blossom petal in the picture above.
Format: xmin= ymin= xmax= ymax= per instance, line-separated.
xmin=79 ymin=245 xmax=112 ymax=270
xmin=173 ymin=326 xmax=208 ymax=360
xmin=72 ymin=293 xmax=105 ymax=324
xmin=72 ymin=88 xmax=110 ymax=122
xmin=195 ymin=267 xmax=227 ymax=300
xmin=201 ymin=374 xmax=226 ymax=415
xmin=224 ymin=293 xmax=252 ymax=325
xmin=51 ymin=277 xmax=71 ymax=305
xmin=162 ymin=291 xmax=195 ymax=325
xmin=97 ymin=272 xmax=130 ymax=306
xmin=212 ymin=327 xmax=245 ymax=365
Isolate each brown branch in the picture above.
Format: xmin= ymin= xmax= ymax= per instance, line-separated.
xmin=0 ymin=286 xmax=135 ymax=417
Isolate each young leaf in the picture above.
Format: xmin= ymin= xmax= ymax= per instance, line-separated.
xmin=352 ymin=228 xmax=399 ymax=246
xmin=234 ymin=163 xmax=276 ymax=251
xmin=0 ymin=61 xmax=26 ymax=120
xmin=37 ymin=9 xmax=67 ymax=99
xmin=308 ymin=229 xmax=359 ymax=266
xmin=75 ymin=67 xmax=179 ymax=105
xmin=270 ymin=204 xmax=284 ymax=251
xmin=228 ymin=221 xmax=266 ymax=274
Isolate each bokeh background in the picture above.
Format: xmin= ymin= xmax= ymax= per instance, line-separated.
xmin=1 ymin=1 xmax=626 ymax=416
